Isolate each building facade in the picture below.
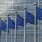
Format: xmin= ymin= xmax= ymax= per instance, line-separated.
xmin=0 ymin=0 xmax=42 ymax=42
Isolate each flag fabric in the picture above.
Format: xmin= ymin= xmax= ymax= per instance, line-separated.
xmin=0 ymin=20 xmax=6 ymax=31
xmin=16 ymin=15 xmax=24 ymax=26
xmin=36 ymin=7 xmax=42 ymax=20
xmin=0 ymin=20 xmax=1 ymax=35
xmin=0 ymin=29 xmax=1 ymax=35
xmin=8 ymin=17 xmax=15 ymax=29
xmin=26 ymin=10 xmax=34 ymax=24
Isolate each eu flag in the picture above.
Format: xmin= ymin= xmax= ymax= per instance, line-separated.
xmin=0 ymin=20 xmax=6 ymax=31
xmin=26 ymin=11 xmax=34 ymax=24
xmin=36 ymin=7 xmax=42 ymax=20
xmin=0 ymin=19 xmax=1 ymax=35
xmin=8 ymin=17 xmax=15 ymax=29
xmin=17 ymin=15 xmax=24 ymax=26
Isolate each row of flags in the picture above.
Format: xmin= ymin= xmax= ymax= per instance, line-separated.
xmin=0 ymin=6 xmax=42 ymax=32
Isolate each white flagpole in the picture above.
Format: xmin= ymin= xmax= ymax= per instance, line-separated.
xmin=38 ymin=0 xmax=39 ymax=42
xmin=11 ymin=27 xmax=12 ymax=42
xmin=24 ymin=8 xmax=26 ymax=42
xmin=34 ymin=2 xmax=37 ymax=42
xmin=14 ymin=12 xmax=17 ymax=42
xmin=11 ymin=0 xmax=13 ymax=42
xmin=6 ymin=15 xmax=8 ymax=42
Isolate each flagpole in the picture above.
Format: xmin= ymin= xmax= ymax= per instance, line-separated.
xmin=10 ymin=14 xmax=12 ymax=42
xmin=14 ymin=12 xmax=17 ymax=42
xmin=11 ymin=0 xmax=13 ymax=42
xmin=24 ymin=8 xmax=26 ymax=42
xmin=38 ymin=0 xmax=39 ymax=42
xmin=6 ymin=15 xmax=8 ymax=42
xmin=34 ymin=2 xmax=37 ymax=42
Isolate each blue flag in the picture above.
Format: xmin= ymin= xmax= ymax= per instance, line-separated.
xmin=26 ymin=11 xmax=34 ymax=24
xmin=0 ymin=20 xmax=1 ymax=35
xmin=8 ymin=17 xmax=15 ymax=29
xmin=17 ymin=15 xmax=24 ymax=26
xmin=0 ymin=20 xmax=6 ymax=31
xmin=36 ymin=7 xmax=42 ymax=20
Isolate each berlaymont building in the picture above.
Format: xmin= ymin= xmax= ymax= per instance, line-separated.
xmin=0 ymin=0 xmax=42 ymax=42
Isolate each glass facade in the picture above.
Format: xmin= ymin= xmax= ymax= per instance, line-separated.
xmin=0 ymin=0 xmax=42 ymax=42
